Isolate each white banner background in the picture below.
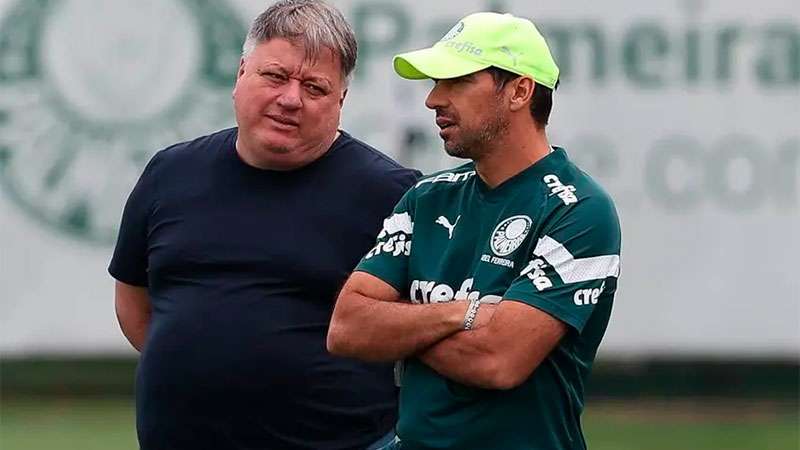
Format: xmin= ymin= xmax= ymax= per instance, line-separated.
xmin=0 ymin=0 xmax=797 ymax=357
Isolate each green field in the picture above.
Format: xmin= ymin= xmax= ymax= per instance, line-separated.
xmin=1 ymin=397 xmax=797 ymax=450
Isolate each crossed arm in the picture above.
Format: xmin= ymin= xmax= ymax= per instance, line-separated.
xmin=327 ymin=272 xmax=471 ymax=362
xmin=327 ymin=271 xmax=567 ymax=390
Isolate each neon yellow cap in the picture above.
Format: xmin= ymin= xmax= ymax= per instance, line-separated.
xmin=393 ymin=12 xmax=560 ymax=89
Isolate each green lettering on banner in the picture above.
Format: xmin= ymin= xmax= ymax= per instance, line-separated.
xmin=775 ymin=139 xmax=799 ymax=209
xmin=684 ymin=26 xmax=701 ymax=84
xmin=623 ymin=24 xmax=670 ymax=88
xmin=642 ymin=135 xmax=796 ymax=212
xmin=0 ymin=0 xmax=52 ymax=82
xmin=0 ymin=146 xmax=9 ymax=171
xmin=706 ymin=136 xmax=766 ymax=212
xmin=540 ymin=25 xmax=573 ymax=80
xmin=582 ymin=25 xmax=609 ymax=81
xmin=543 ymin=23 xmax=608 ymax=83
xmin=646 ymin=136 xmax=703 ymax=212
xmin=350 ymin=2 xmax=799 ymax=89
xmin=567 ymin=135 xmax=619 ymax=181
xmin=186 ymin=0 xmax=247 ymax=87
xmin=756 ymin=24 xmax=800 ymax=87
xmin=64 ymin=199 xmax=90 ymax=233
xmin=715 ymin=25 xmax=744 ymax=83
xmin=681 ymin=0 xmax=702 ymax=84
xmin=43 ymin=145 xmax=74 ymax=191
xmin=352 ymin=2 xmax=410 ymax=79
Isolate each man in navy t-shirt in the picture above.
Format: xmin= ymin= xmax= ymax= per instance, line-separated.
xmin=108 ymin=2 xmax=418 ymax=449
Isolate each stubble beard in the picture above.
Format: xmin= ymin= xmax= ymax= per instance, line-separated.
xmin=444 ymin=105 xmax=510 ymax=160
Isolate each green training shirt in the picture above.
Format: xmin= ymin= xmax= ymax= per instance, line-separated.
xmin=355 ymin=148 xmax=622 ymax=450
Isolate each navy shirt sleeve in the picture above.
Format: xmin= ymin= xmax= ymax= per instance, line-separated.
xmin=372 ymin=166 xmax=420 ymax=203
xmin=344 ymin=136 xmax=420 ymax=256
xmin=108 ymin=152 xmax=162 ymax=287
xmin=362 ymin=165 xmax=420 ymax=217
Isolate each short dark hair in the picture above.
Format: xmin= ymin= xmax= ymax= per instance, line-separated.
xmin=485 ymin=67 xmax=558 ymax=129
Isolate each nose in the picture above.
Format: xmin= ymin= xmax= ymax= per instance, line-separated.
xmin=425 ymin=81 xmax=448 ymax=111
xmin=277 ymin=80 xmax=303 ymax=110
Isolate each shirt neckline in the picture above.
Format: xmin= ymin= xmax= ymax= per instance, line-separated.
xmin=226 ymin=128 xmax=349 ymax=175
xmin=473 ymin=147 xmax=567 ymax=202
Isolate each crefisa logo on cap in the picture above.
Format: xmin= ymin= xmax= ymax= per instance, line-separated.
xmin=440 ymin=21 xmax=464 ymax=42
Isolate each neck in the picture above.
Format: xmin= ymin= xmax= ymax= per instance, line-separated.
xmin=235 ymin=130 xmax=340 ymax=171
xmin=474 ymin=126 xmax=550 ymax=189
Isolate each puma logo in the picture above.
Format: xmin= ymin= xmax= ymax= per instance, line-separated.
xmin=435 ymin=215 xmax=461 ymax=239
xmin=499 ymin=46 xmax=519 ymax=66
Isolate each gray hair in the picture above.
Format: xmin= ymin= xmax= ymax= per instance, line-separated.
xmin=242 ymin=0 xmax=358 ymax=87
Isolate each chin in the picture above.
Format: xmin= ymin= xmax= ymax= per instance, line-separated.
xmin=444 ymin=142 xmax=469 ymax=159
xmin=256 ymin=133 xmax=297 ymax=154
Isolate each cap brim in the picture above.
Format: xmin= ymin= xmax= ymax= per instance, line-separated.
xmin=393 ymin=46 xmax=490 ymax=80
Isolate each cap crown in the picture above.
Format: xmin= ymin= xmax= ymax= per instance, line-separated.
xmin=433 ymin=12 xmax=560 ymax=88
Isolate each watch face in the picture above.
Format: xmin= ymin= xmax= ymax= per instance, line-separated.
xmin=0 ymin=0 xmax=244 ymax=244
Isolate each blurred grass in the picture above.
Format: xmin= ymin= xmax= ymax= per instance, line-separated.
xmin=1 ymin=396 xmax=797 ymax=450
xmin=583 ymin=400 xmax=799 ymax=450
xmin=1 ymin=397 xmax=136 ymax=450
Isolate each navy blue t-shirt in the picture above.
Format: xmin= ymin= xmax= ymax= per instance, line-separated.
xmin=109 ymin=128 xmax=419 ymax=450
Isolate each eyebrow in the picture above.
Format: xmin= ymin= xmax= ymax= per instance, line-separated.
xmin=303 ymin=75 xmax=332 ymax=86
xmin=264 ymin=63 xmax=332 ymax=85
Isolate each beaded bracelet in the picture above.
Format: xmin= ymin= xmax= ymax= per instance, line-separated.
xmin=463 ymin=298 xmax=482 ymax=330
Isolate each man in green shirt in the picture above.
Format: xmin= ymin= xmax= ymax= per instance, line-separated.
xmin=328 ymin=12 xmax=621 ymax=450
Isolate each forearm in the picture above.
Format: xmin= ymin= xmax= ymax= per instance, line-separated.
xmin=328 ymin=293 xmax=468 ymax=362
xmin=418 ymin=328 xmax=507 ymax=389
xmin=419 ymin=301 xmax=567 ymax=390
xmin=117 ymin=314 xmax=149 ymax=352
xmin=114 ymin=297 xmax=151 ymax=352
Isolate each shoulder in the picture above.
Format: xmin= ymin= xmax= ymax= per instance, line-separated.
xmin=337 ymin=130 xmax=421 ymax=193
xmin=338 ymin=131 xmax=416 ymax=174
xmin=147 ymin=127 xmax=236 ymax=175
xmin=411 ymin=162 xmax=476 ymax=195
xmin=538 ymin=151 xmax=621 ymax=249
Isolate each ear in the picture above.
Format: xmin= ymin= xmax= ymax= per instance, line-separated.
xmin=508 ymin=77 xmax=535 ymax=113
xmin=340 ymin=88 xmax=348 ymax=107
xmin=232 ymin=58 xmax=246 ymax=98
xmin=236 ymin=57 xmax=246 ymax=80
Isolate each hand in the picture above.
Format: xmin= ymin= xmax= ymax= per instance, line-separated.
xmin=471 ymin=303 xmax=497 ymax=329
